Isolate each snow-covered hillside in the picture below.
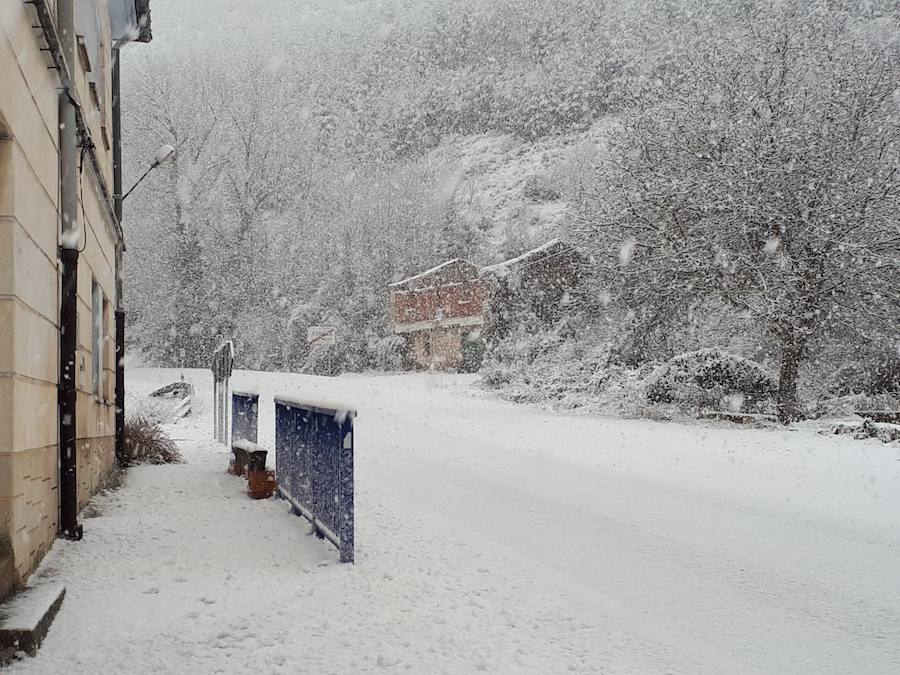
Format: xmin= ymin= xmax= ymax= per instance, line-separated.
xmin=427 ymin=121 xmax=611 ymax=260
xmin=13 ymin=369 xmax=900 ymax=673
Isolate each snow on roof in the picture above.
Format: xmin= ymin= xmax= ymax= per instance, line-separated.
xmin=481 ymin=239 xmax=568 ymax=276
xmin=389 ymin=258 xmax=475 ymax=289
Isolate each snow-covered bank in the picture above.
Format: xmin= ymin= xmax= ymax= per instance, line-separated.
xmin=10 ymin=368 xmax=900 ymax=673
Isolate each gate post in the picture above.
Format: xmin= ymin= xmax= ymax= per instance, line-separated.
xmin=211 ymin=341 xmax=235 ymax=443
xmin=212 ymin=375 xmax=219 ymax=441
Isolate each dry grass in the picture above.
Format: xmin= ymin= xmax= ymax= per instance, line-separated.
xmin=124 ymin=417 xmax=184 ymax=466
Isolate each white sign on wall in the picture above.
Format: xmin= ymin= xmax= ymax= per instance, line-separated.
xmin=307 ymin=326 xmax=337 ymax=348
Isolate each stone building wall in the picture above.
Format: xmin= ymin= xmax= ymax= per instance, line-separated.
xmin=0 ymin=2 xmax=120 ymax=598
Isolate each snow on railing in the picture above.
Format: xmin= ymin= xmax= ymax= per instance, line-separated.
xmin=275 ymin=395 xmax=356 ymax=564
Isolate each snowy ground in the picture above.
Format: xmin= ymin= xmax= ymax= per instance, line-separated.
xmin=9 ymin=368 xmax=900 ymax=674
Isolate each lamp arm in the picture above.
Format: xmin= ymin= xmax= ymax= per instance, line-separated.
xmin=121 ymin=160 xmax=160 ymax=202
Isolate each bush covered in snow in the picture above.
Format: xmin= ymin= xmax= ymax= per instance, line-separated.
xmin=480 ymin=323 xmax=655 ymax=416
xmin=645 ymin=350 xmax=777 ymax=412
xmin=829 ymin=419 xmax=900 ymax=444
xmin=303 ymin=342 xmax=353 ymax=377
xmin=124 ymin=418 xmax=184 ymax=466
xmin=369 ymin=335 xmax=409 ymax=372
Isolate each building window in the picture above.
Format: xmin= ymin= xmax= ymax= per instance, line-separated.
xmin=103 ymin=294 xmax=110 ymax=396
xmin=91 ymin=279 xmax=105 ymax=397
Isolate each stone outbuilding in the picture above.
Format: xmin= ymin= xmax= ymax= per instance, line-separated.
xmin=480 ymin=239 xmax=585 ymax=342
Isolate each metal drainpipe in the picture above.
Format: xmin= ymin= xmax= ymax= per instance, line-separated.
xmin=112 ymin=45 xmax=126 ymax=466
xmin=58 ymin=0 xmax=82 ymax=541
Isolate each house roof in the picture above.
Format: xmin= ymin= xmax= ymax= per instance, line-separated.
xmin=389 ymin=258 xmax=478 ymax=289
xmin=481 ymin=239 xmax=573 ymax=277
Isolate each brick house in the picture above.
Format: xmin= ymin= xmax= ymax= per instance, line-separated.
xmin=1 ymin=1 xmax=152 ymax=601
xmin=390 ymin=259 xmax=488 ymax=371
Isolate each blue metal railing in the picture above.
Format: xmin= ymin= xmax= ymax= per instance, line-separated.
xmin=275 ymin=397 xmax=355 ymax=563
xmin=231 ymin=392 xmax=259 ymax=445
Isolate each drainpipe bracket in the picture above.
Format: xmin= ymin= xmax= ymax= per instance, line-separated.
xmin=60 ymin=525 xmax=83 ymax=542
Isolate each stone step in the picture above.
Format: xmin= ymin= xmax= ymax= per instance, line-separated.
xmin=0 ymin=581 xmax=66 ymax=662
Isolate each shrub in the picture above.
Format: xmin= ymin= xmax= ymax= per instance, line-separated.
xmin=523 ymin=174 xmax=561 ymax=202
xmin=479 ymin=322 xmax=659 ymax=416
xmin=124 ymin=418 xmax=184 ymax=466
xmin=461 ymin=334 xmax=486 ymax=373
xmin=646 ymin=349 xmax=777 ymax=411
xmin=830 ymin=419 xmax=900 ymax=444
xmin=303 ymin=341 xmax=351 ymax=376
xmin=480 ymin=361 xmax=515 ymax=388
xmin=369 ymin=335 xmax=408 ymax=372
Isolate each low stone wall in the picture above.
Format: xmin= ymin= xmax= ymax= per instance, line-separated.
xmin=0 ymin=435 xmax=116 ymax=596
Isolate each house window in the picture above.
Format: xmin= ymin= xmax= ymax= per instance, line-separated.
xmin=76 ymin=3 xmax=107 ymax=122
xmin=0 ymin=133 xmax=10 ymax=217
xmin=77 ymin=35 xmax=92 ymax=72
xmin=88 ymin=81 xmax=100 ymax=108
xmin=91 ymin=279 xmax=105 ymax=397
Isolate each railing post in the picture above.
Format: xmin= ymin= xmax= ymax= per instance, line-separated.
xmin=339 ymin=415 xmax=355 ymax=564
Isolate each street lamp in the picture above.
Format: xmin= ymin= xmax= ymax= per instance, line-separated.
xmin=122 ymin=143 xmax=175 ymax=201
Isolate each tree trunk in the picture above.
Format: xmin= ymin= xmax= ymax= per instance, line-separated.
xmin=777 ymin=337 xmax=805 ymax=424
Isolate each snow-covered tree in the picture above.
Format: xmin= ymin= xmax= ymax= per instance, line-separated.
xmin=575 ymin=1 xmax=900 ymax=421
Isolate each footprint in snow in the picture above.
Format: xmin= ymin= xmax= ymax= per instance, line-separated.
xmin=376 ymin=654 xmax=400 ymax=668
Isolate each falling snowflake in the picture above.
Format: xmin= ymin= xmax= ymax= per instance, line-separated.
xmin=619 ymin=239 xmax=637 ymax=267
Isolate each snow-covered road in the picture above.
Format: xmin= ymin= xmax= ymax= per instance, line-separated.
xmin=11 ymin=368 xmax=900 ymax=674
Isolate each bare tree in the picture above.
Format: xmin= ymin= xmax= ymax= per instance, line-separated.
xmin=125 ymin=58 xmax=229 ymax=365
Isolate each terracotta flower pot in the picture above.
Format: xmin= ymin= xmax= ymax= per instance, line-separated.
xmin=247 ymin=469 xmax=276 ymax=499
